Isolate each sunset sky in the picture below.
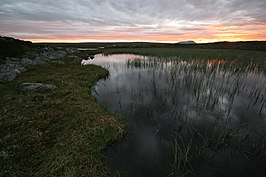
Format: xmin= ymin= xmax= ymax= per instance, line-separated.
xmin=0 ymin=0 xmax=266 ymax=43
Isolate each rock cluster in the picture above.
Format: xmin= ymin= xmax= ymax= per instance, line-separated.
xmin=0 ymin=47 xmax=80 ymax=82
xmin=19 ymin=83 xmax=57 ymax=93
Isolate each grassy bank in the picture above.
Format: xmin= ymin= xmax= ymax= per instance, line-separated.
xmin=0 ymin=61 xmax=125 ymax=177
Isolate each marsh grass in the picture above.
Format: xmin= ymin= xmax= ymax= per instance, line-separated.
xmin=104 ymin=48 xmax=266 ymax=72
xmin=169 ymin=135 xmax=195 ymax=177
xmin=94 ymin=50 xmax=266 ymax=176
xmin=0 ymin=60 xmax=125 ymax=177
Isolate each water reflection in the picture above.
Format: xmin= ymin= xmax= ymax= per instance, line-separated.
xmin=84 ymin=54 xmax=266 ymax=177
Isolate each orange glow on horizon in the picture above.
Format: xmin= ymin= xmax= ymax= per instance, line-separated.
xmin=16 ymin=23 xmax=266 ymax=43
xmin=28 ymin=36 xmax=266 ymax=44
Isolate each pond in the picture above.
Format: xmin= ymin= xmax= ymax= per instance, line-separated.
xmin=83 ymin=54 xmax=266 ymax=177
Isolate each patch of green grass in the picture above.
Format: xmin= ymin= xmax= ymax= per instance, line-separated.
xmin=103 ymin=48 xmax=266 ymax=72
xmin=0 ymin=61 xmax=125 ymax=177
xmin=103 ymin=47 xmax=266 ymax=60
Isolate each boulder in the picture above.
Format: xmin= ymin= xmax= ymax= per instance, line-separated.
xmin=21 ymin=57 xmax=47 ymax=67
xmin=20 ymin=83 xmax=57 ymax=93
xmin=0 ymin=46 xmax=77 ymax=82
xmin=40 ymin=49 xmax=67 ymax=61
xmin=50 ymin=60 xmax=65 ymax=64
xmin=33 ymin=57 xmax=47 ymax=65
xmin=0 ymin=72 xmax=16 ymax=82
xmin=0 ymin=64 xmax=26 ymax=82
xmin=65 ymin=48 xmax=78 ymax=54
xmin=68 ymin=55 xmax=82 ymax=62
xmin=20 ymin=58 xmax=34 ymax=67
xmin=5 ymin=57 xmax=21 ymax=65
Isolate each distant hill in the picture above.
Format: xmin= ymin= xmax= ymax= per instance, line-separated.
xmin=0 ymin=36 xmax=35 ymax=59
xmin=171 ymin=41 xmax=266 ymax=51
xmin=177 ymin=41 xmax=197 ymax=45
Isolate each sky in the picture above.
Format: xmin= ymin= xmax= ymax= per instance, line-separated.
xmin=0 ymin=0 xmax=266 ymax=43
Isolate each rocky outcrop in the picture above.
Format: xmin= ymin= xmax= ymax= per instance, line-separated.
xmin=0 ymin=47 xmax=80 ymax=82
xmin=40 ymin=47 xmax=67 ymax=61
xmin=19 ymin=83 xmax=57 ymax=93
xmin=20 ymin=57 xmax=47 ymax=67
xmin=0 ymin=63 xmax=26 ymax=82
xmin=68 ymin=55 xmax=82 ymax=62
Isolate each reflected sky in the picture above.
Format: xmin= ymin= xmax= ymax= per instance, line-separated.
xmin=85 ymin=54 xmax=266 ymax=177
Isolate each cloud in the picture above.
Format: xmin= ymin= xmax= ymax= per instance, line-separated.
xmin=0 ymin=0 xmax=265 ymax=42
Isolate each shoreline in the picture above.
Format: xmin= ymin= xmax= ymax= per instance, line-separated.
xmin=0 ymin=49 xmax=125 ymax=176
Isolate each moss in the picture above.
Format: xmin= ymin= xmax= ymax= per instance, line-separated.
xmin=0 ymin=62 xmax=125 ymax=177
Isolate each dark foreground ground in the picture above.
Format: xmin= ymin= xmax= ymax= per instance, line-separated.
xmin=0 ymin=37 xmax=125 ymax=177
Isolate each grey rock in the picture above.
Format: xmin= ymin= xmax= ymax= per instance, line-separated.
xmin=43 ymin=47 xmax=54 ymax=53
xmin=13 ymin=67 xmax=26 ymax=74
xmin=0 ymin=65 xmax=10 ymax=72
xmin=37 ymin=47 xmax=68 ymax=61
xmin=20 ymin=83 xmax=57 ymax=93
xmin=65 ymin=48 xmax=78 ymax=54
xmin=0 ymin=72 xmax=16 ymax=82
xmin=1 ymin=51 xmax=65 ymax=83
xmin=20 ymin=57 xmax=47 ymax=67
xmin=54 ymin=50 xmax=67 ymax=58
xmin=69 ymin=55 xmax=82 ymax=62
xmin=0 ymin=47 xmax=76 ymax=82
xmin=5 ymin=58 xmax=21 ymax=65
xmin=0 ymin=64 xmax=26 ymax=82
xmin=20 ymin=58 xmax=34 ymax=67
xmin=33 ymin=57 xmax=47 ymax=65
xmin=50 ymin=60 xmax=65 ymax=64
xmin=40 ymin=49 xmax=67 ymax=61
xmin=24 ymin=51 xmax=38 ymax=58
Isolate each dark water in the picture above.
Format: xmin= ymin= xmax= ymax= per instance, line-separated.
xmin=83 ymin=54 xmax=266 ymax=177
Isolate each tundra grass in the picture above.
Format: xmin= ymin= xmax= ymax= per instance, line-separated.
xmin=103 ymin=48 xmax=266 ymax=61
xmin=0 ymin=61 xmax=125 ymax=177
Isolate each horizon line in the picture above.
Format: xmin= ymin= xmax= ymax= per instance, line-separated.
xmin=2 ymin=35 xmax=265 ymax=44
xmin=32 ymin=39 xmax=266 ymax=44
